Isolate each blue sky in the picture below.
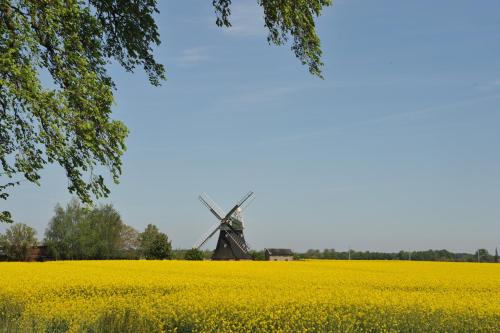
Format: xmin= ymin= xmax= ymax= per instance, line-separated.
xmin=2 ymin=0 xmax=499 ymax=252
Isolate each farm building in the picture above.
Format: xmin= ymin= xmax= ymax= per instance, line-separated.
xmin=264 ymin=248 xmax=294 ymax=261
xmin=28 ymin=245 xmax=51 ymax=262
xmin=0 ymin=245 xmax=51 ymax=262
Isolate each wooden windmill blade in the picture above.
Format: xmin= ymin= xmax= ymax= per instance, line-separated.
xmin=223 ymin=191 xmax=255 ymax=221
xmin=198 ymin=193 xmax=225 ymax=221
xmin=194 ymin=222 xmax=221 ymax=249
xmin=236 ymin=191 xmax=254 ymax=209
xmin=240 ymin=193 xmax=255 ymax=212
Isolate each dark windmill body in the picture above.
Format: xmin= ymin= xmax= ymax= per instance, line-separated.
xmin=195 ymin=192 xmax=254 ymax=260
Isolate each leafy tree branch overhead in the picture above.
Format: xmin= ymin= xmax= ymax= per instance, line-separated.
xmin=0 ymin=0 xmax=331 ymax=223
xmin=213 ymin=0 xmax=331 ymax=77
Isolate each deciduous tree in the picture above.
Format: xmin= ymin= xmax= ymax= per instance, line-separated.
xmin=44 ymin=199 xmax=86 ymax=259
xmin=0 ymin=223 xmax=38 ymax=260
xmin=1 ymin=0 xmax=331 ymax=223
xmin=45 ymin=199 xmax=137 ymax=259
xmin=139 ymin=224 xmax=171 ymax=260
xmin=184 ymin=248 xmax=204 ymax=260
xmin=119 ymin=224 xmax=140 ymax=259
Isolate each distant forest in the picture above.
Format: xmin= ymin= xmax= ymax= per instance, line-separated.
xmin=290 ymin=248 xmax=499 ymax=263
xmin=1 ymin=200 xmax=498 ymax=263
xmin=170 ymin=248 xmax=499 ymax=263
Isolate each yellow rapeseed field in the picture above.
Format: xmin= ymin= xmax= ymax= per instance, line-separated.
xmin=0 ymin=260 xmax=499 ymax=332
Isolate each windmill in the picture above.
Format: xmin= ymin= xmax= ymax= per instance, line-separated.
xmin=194 ymin=191 xmax=254 ymax=260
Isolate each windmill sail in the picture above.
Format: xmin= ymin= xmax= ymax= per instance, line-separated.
xmin=199 ymin=194 xmax=225 ymax=220
xmin=237 ymin=191 xmax=254 ymax=208
xmin=194 ymin=222 xmax=221 ymax=249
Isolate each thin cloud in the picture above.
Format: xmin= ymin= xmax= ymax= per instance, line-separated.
xmin=476 ymin=79 xmax=500 ymax=92
xmin=208 ymin=85 xmax=299 ymax=113
xmin=268 ymin=93 xmax=500 ymax=144
xmin=177 ymin=47 xmax=211 ymax=66
xmin=269 ymin=130 xmax=325 ymax=144
xmin=235 ymin=86 xmax=297 ymax=104
xmin=372 ymin=93 xmax=500 ymax=124
xmin=218 ymin=3 xmax=267 ymax=37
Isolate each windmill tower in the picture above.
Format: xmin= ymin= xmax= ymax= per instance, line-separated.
xmin=194 ymin=191 xmax=254 ymax=260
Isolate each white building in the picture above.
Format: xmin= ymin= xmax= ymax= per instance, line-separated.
xmin=264 ymin=248 xmax=294 ymax=261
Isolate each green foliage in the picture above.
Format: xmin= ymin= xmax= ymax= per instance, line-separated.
xmin=87 ymin=308 xmax=158 ymax=333
xmin=79 ymin=204 xmax=125 ymax=259
xmin=297 ymin=248 xmax=498 ymax=262
xmin=44 ymin=199 xmax=86 ymax=260
xmin=0 ymin=0 xmax=164 ymax=223
xmin=184 ymin=248 xmax=204 ymax=260
xmin=44 ymin=199 xmax=139 ymax=260
xmin=250 ymin=250 xmax=265 ymax=261
xmin=213 ymin=0 xmax=332 ymax=77
xmin=1 ymin=0 xmax=330 ymax=223
xmin=171 ymin=249 xmax=212 ymax=260
xmin=475 ymin=249 xmax=492 ymax=263
xmin=0 ymin=223 xmax=37 ymax=261
xmin=0 ymin=210 xmax=13 ymax=224
xmin=139 ymin=224 xmax=171 ymax=260
xmin=119 ymin=224 xmax=140 ymax=259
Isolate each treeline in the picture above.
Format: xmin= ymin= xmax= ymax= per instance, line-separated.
xmin=0 ymin=199 xmax=172 ymax=261
xmin=293 ymin=248 xmax=499 ymax=263
xmin=1 ymin=199 xmax=498 ymax=263
xmin=171 ymin=249 xmax=212 ymax=260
